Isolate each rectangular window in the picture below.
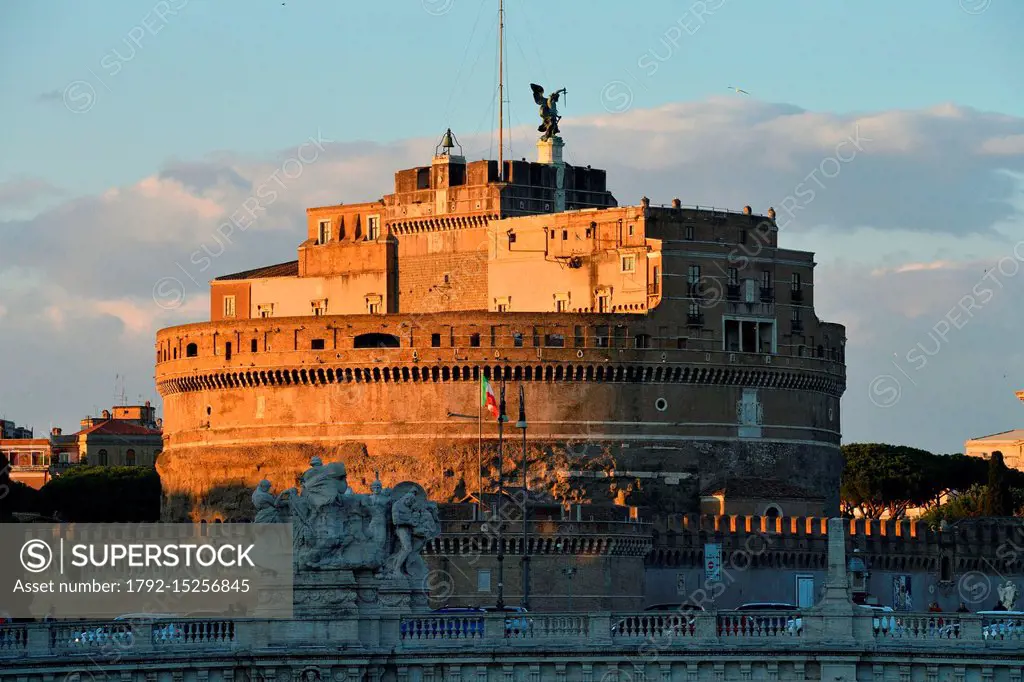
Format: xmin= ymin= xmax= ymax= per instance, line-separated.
xmin=621 ymin=255 xmax=636 ymax=272
xmin=532 ymin=327 xmax=541 ymax=347
xmin=562 ymin=229 xmax=568 ymax=240
xmin=431 ymin=333 xmax=441 ymax=348
xmin=366 ymin=215 xmax=381 ymax=240
xmin=684 ymin=225 xmax=694 ymax=241
xmin=628 ymin=224 xmax=635 ymax=237
xmin=367 ymin=302 xmax=380 ymax=315
xmin=477 ymin=569 xmax=491 ymax=592
xmin=595 ymin=326 xmax=609 ymax=348
xmin=513 ymin=332 xmax=524 ymax=347
xmin=728 ymin=268 xmax=739 ymax=286
xmin=469 ymin=332 xmax=481 ymax=348
xmin=762 ymin=271 xmax=772 ymax=289
xmin=497 ymin=304 xmax=509 ymax=312
xmin=574 ymin=325 xmax=584 ymax=347
xmin=688 ymin=265 xmax=701 ymax=284
xmin=311 ymin=339 xmax=325 ymax=350
xmin=317 ymin=219 xmax=331 ymax=245
xmin=251 ymin=339 xmax=258 ymax=353
xmin=544 ymin=333 xmax=565 ymax=347
xmin=791 ymin=309 xmax=801 ymax=322
xmin=258 ymin=303 xmax=274 ymax=318
xmin=791 ymin=273 xmax=802 ymax=291
xmin=689 ymin=302 xmax=699 ymax=317
xmin=597 ymin=295 xmax=609 ymax=313
xmin=311 ymin=299 xmax=328 ymax=316
xmin=223 ymin=295 xmax=236 ymax=318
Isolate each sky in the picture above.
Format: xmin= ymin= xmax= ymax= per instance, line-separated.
xmin=0 ymin=0 xmax=1022 ymax=453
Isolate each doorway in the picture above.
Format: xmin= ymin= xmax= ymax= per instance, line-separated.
xmin=796 ymin=575 xmax=815 ymax=608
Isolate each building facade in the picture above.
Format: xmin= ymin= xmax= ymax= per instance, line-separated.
xmin=155 ymin=137 xmax=846 ymax=521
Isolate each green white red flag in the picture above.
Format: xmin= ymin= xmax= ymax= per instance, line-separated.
xmin=481 ymin=376 xmax=499 ymax=420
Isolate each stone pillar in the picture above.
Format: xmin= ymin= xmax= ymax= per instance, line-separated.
xmin=823 ymin=517 xmax=850 ymax=603
xmin=537 ymin=136 xmax=566 ymax=213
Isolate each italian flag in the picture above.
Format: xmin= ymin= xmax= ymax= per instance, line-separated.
xmin=481 ymin=376 xmax=500 ymax=420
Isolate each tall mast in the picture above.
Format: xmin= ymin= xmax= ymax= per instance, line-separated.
xmin=498 ymin=0 xmax=504 ymax=181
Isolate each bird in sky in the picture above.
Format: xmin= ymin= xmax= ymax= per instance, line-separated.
xmin=728 ymin=86 xmax=750 ymax=95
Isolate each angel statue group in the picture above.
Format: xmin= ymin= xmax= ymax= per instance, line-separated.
xmin=252 ymin=457 xmax=439 ymax=581
xmin=531 ymin=83 xmax=567 ymax=141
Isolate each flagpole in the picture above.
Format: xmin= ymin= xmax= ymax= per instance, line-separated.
xmin=496 ymin=376 xmax=506 ymax=610
xmin=478 ymin=376 xmax=483 ymax=517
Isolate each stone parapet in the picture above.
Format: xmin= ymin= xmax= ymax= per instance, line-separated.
xmin=2 ymin=610 xmax=1023 ymax=677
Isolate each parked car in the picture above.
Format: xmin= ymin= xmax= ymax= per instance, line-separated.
xmin=858 ymin=604 xmax=899 ymax=634
xmin=480 ymin=605 xmax=532 ymax=635
xmin=733 ymin=602 xmax=802 ymax=635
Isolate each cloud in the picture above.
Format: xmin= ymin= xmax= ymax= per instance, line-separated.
xmin=1 ymin=97 xmax=1024 ymax=451
xmin=0 ymin=176 xmax=65 ymax=208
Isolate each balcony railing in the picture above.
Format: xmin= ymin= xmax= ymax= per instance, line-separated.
xmin=647 ymin=283 xmax=659 ymax=295
xmin=760 ymin=287 xmax=774 ymax=302
xmin=1 ymin=611 xmax=1019 ymax=663
xmin=791 ymin=321 xmax=804 ymax=333
xmin=686 ymin=314 xmax=704 ymax=327
xmin=791 ymin=288 xmax=804 ymax=302
xmin=726 ymin=284 xmax=741 ymax=301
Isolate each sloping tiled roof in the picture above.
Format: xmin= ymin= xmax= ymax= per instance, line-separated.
xmin=968 ymin=429 xmax=1024 ymax=443
xmin=701 ymin=477 xmax=822 ymax=500
xmin=75 ymin=420 xmax=161 ymax=438
xmin=214 ymin=260 xmax=299 ymax=281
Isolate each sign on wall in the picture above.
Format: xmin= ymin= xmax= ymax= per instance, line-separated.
xmin=705 ymin=543 xmax=722 ymax=583
xmin=893 ymin=575 xmax=912 ymax=611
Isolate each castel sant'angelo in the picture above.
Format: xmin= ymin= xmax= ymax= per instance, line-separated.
xmin=155 ymin=85 xmax=847 ymax=522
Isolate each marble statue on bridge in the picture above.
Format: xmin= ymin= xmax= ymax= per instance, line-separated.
xmin=253 ymin=458 xmax=439 ymax=578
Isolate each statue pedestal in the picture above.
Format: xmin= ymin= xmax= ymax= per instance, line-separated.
xmin=537 ymin=137 xmax=566 ymax=212
xmin=293 ymin=569 xmax=358 ymax=619
xmin=537 ymin=136 xmax=564 ymax=164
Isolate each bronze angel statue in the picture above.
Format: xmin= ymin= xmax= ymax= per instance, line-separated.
xmin=531 ymin=83 xmax=567 ymax=141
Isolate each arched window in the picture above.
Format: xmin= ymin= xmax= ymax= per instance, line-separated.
xmin=763 ymin=504 xmax=783 ymax=518
xmin=125 ymin=449 xmax=136 ymax=466
xmin=97 ymin=449 xmax=109 ymax=466
xmin=186 ymin=343 xmax=198 ymax=357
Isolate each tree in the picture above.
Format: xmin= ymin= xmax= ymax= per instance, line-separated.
xmin=841 ymin=443 xmax=944 ymax=519
xmin=39 ymin=466 xmax=162 ymax=522
xmin=985 ymin=451 xmax=1013 ymax=517
xmin=919 ymin=484 xmax=989 ymax=527
xmin=0 ymin=451 xmax=42 ymax=520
